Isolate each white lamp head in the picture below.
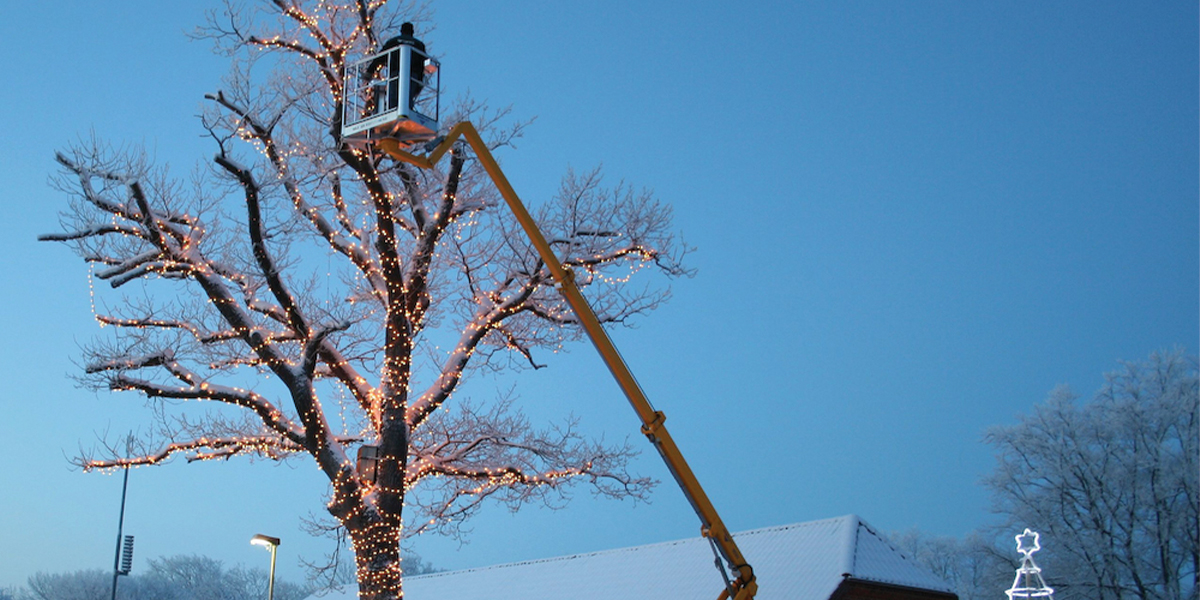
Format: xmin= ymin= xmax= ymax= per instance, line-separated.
xmin=251 ymin=534 xmax=281 ymax=548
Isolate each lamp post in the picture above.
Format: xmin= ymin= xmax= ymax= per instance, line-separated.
xmin=250 ymin=534 xmax=280 ymax=600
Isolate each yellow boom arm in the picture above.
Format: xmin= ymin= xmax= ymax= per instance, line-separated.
xmin=379 ymin=122 xmax=757 ymax=600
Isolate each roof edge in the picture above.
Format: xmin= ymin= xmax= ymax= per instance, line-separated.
xmin=407 ymin=515 xmax=867 ymax=581
xmin=840 ymin=514 xmax=861 ymax=577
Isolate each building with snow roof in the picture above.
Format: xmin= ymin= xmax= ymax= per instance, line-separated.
xmin=308 ymin=515 xmax=958 ymax=600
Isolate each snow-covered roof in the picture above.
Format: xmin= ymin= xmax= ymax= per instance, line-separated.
xmin=310 ymin=515 xmax=955 ymax=600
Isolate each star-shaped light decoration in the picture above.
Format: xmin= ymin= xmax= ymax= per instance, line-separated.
xmin=1015 ymin=528 xmax=1041 ymax=557
xmin=1007 ymin=528 xmax=1054 ymax=599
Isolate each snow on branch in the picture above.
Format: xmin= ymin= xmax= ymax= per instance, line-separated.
xmin=96 ymin=368 xmax=307 ymax=446
xmin=93 ymin=315 xmax=241 ymax=345
xmin=77 ymin=433 xmax=306 ymax=472
xmin=37 ymin=223 xmax=148 ymax=243
xmin=303 ymin=319 xmax=353 ymax=376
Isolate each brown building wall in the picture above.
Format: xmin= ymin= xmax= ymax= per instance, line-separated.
xmin=830 ymin=578 xmax=959 ymax=600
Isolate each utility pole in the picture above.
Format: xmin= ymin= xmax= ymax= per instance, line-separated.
xmin=109 ymin=466 xmax=130 ymax=600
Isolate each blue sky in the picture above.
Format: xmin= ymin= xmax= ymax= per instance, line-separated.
xmin=0 ymin=0 xmax=1195 ymax=590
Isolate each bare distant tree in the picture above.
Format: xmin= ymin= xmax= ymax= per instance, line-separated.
xmin=12 ymin=555 xmax=310 ymax=600
xmin=889 ymin=529 xmax=1014 ymax=600
xmin=983 ymin=350 xmax=1199 ymax=600
xmin=21 ymin=570 xmax=109 ymax=600
xmin=135 ymin=555 xmax=310 ymax=600
xmin=42 ymin=1 xmax=687 ymax=598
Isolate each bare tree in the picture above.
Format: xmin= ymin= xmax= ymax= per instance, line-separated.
xmin=983 ymin=350 xmax=1199 ymax=600
xmin=42 ymin=2 xmax=688 ymax=598
xmin=889 ymin=529 xmax=1014 ymax=600
xmin=21 ymin=570 xmax=110 ymax=600
xmin=135 ymin=554 xmax=310 ymax=600
xmin=12 ymin=555 xmax=310 ymax=600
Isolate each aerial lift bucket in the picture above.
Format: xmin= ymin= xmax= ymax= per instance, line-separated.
xmin=342 ymin=38 xmax=440 ymax=149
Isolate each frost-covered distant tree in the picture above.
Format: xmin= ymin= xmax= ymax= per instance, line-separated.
xmin=12 ymin=555 xmax=310 ymax=600
xmin=42 ymin=1 xmax=684 ymax=598
xmin=133 ymin=554 xmax=309 ymax=600
xmin=21 ymin=570 xmax=109 ymax=600
xmin=983 ymin=350 xmax=1199 ymax=600
xmin=889 ymin=529 xmax=1013 ymax=600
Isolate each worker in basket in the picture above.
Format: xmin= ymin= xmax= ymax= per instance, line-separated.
xmin=366 ymin=22 xmax=427 ymax=114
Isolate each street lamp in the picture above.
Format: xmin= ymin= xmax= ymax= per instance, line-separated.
xmin=250 ymin=534 xmax=280 ymax=600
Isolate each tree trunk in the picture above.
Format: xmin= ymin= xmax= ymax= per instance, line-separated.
xmin=349 ymin=518 xmax=405 ymax=600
